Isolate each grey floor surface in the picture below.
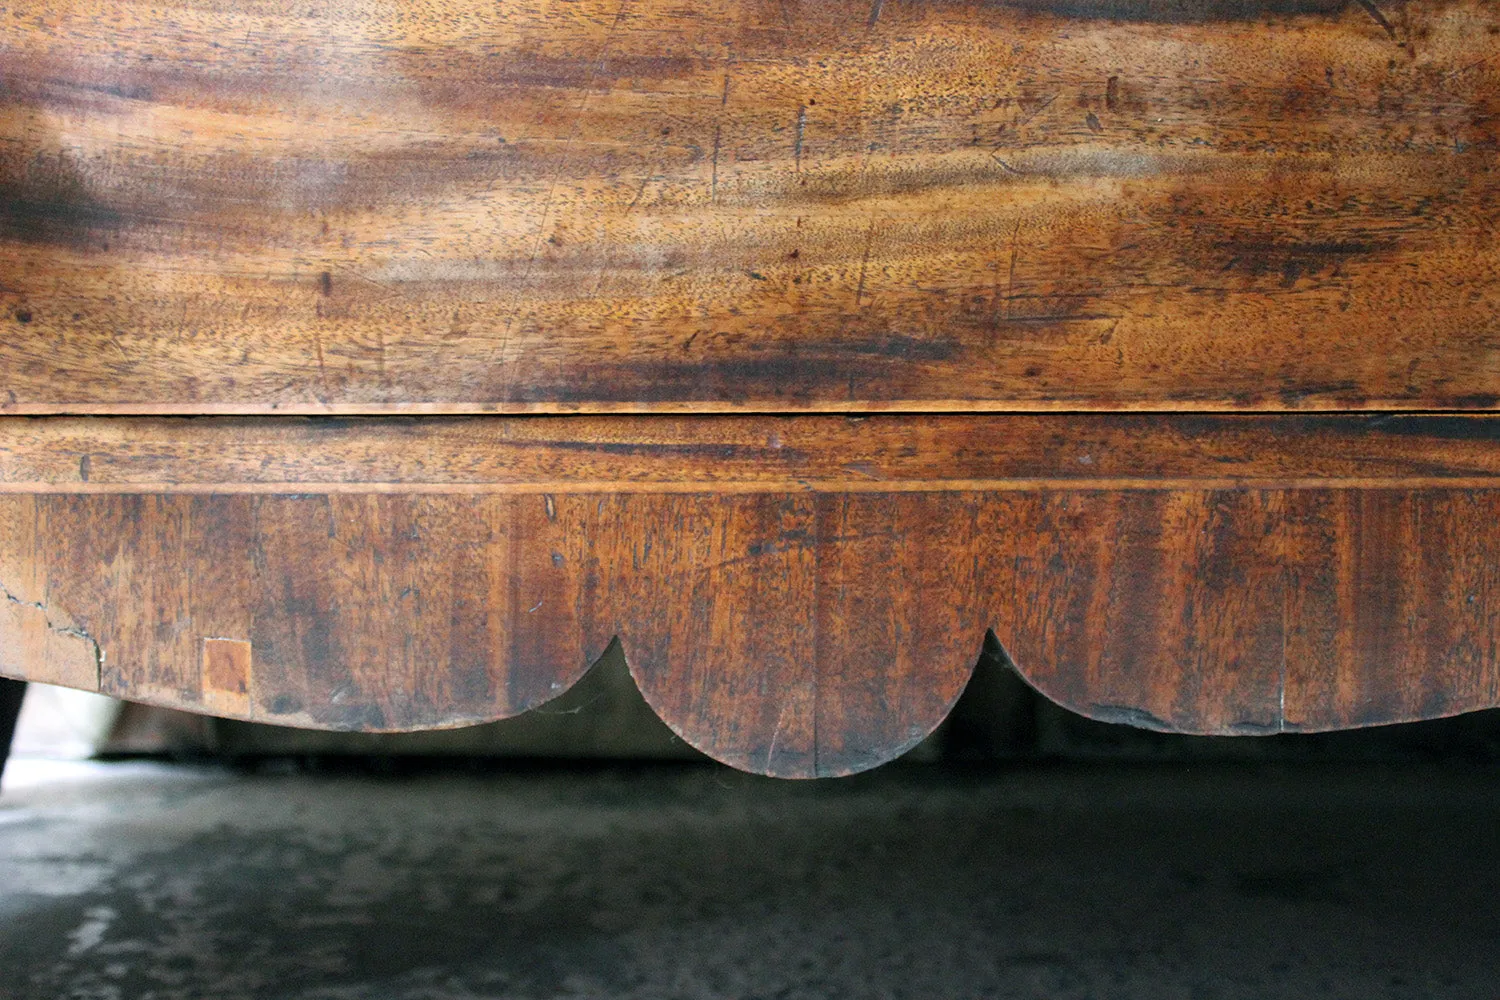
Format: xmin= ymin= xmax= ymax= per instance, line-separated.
xmin=0 ymin=759 xmax=1497 ymax=1000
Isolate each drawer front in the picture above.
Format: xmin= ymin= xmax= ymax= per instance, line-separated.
xmin=3 ymin=0 xmax=1499 ymax=412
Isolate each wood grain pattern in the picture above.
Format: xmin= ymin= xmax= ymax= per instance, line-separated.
xmin=4 ymin=0 xmax=1500 ymax=412
xmin=5 ymin=413 xmax=1500 ymax=491
xmin=4 ymin=414 xmax=1500 ymax=775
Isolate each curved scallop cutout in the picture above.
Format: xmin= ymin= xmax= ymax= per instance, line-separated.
xmin=992 ymin=489 xmax=1500 ymax=737
xmin=604 ymin=492 xmax=986 ymax=777
xmin=988 ymin=489 xmax=1290 ymax=735
xmin=0 ymin=493 xmax=603 ymax=731
xmin=619 ymin=630 xmax=981 ymax=779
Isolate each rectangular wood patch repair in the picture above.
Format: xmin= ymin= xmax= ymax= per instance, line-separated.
xmin=202 ymin=638 xmax=252 ymax=718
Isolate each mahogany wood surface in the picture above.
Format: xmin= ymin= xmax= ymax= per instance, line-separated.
xmin=3 ymin=0 xmax=1500 ymax=413
xmin=5 ymin=0 xmax=1499 ymax=776
xmin=5 ymin=413 xmax=1500 ymax=492
xmin=3 ymin=414 xmax=1499 ymax=776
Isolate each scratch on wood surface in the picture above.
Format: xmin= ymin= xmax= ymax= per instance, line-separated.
xmin=854 ymin=215 xmax=877 ymax=306
xmin=532 ymin=693 xmax=605 ymax=716
xmin=775 ymin=0 xmax=794 ymax=31
xmin=710 ymin=126 xmax=721 ymax=202
xmin=314 ymin=330 xmax=329 ymax=400
xmin=766 ymin=702 xmax=790 ymax=770
xmin=991 ymin=155 xmax=1027 ymax=176
xmin=1016 ymin=93 xmax=1057 ymax=128
xmin=794 ymin=105 xmax=808 ymax=172
xmin=710 ymin=52 xmax=732 ymax=204
xmin=626 ymin=173 xmax=652 ymax=214
xmin=1004 ymin=220 xmax=1021 ymax=320
xmin=1355 ymin=0 xmax=1397 ymax=41
xmin=686 ymin=527 xmax=908 ymax=576
xmin=811 ymin=638 xmax=821 ymax=778
xmin=331 ymin=265 xmax=409 ymax=301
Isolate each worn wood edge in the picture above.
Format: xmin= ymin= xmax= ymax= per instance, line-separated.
xmin=5 ymin=621 xmax=1498 ymax=744
xmin=6 ymin=414 xmax=1500 ymax=492
xmin=619 ymin=637 xmax=985 ymax=781
xmin=0 ymin=629 xmax=974 ymax=776
xmin=196 ymin=638 xmax=603 ymax=735
xmin=9 ymin=402 xmax=1500 ymax=417
xmin=11 ymin=477 xmax=1500 ymax=494
xmin=999 ymin=645 xmax=1493 ymax=739
xmin=3 ymin=617 xmax=1498 ymax=773
xmin=10 ymin=479 xmax=1500 ymax=494
xmin=0 ymin=615 xmax=599 ymax=736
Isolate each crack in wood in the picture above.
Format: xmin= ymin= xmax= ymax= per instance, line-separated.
xmin=0 ymin=578 xmax=104 ymax=688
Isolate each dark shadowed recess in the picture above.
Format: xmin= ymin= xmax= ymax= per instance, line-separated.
xmin=99 ymin=636 xmax=1500 ymax=771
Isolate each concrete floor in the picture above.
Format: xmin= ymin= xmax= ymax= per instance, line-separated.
xmin=0 ymin=759 xmax=1497 ymax=1000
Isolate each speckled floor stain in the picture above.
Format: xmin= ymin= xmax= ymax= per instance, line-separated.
xmin=1 ymin=761 xmax=1497 ymax=1000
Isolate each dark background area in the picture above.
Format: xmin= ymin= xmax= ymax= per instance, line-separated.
xmin=2 ymin=651 xmax=1498 ymax=1000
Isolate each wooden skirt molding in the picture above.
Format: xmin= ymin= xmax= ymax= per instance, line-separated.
xmin=2 ymin=414 xmax=1498 ymax=778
